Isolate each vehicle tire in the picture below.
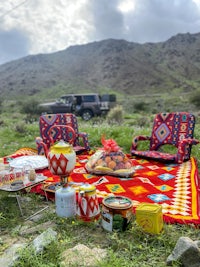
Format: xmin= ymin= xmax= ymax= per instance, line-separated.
xmin=81 ymin=109 xmax=93 ymax=121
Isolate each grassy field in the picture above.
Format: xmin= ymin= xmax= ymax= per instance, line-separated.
xmin=0 ymin=110 xmax=200 ymax=267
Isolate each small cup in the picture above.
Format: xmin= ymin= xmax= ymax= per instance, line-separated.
xmin=14 ymin=167 xmax=25 ymax=181
xmin=24 ymin=165 xmax=32 ymax=179
xmin=28 ymin=169 xmax=36 ymax=182
xmin=2 ymin=170 xmax=11 ymax=184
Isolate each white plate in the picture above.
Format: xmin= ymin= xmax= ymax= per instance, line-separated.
xmin=9 ymin=155 xmax=48 ymax=170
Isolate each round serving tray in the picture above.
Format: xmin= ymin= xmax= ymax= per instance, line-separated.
xmin=9 ymin=155 xmax=48 ymax=170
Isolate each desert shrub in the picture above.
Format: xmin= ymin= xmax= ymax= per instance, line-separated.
xmin=134 ymin=101 xmax=149 ymax=112
xmin=20 ymin=99 xmax=42 ymax=115
xmin=190 ymin=90 xmax=200 ymax=108
xmin=121 ymin=98 xmax=135 ymax=114
xmin=15 ymin=122 xmax=27 ymax=133
xmin=106 ymin=105 xmax=124 ymax=124
xmin=134 ymin=115 xmax=152 ymax=128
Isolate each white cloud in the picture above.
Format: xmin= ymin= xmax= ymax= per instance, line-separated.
xmin=122 ymin=0 xmax=200 ymax=43
xmin=0 ymin=0 xmax=200 ymax=64
xmin=118 ymin=0 xmax=135 ymax=13
xmin=0 ymin=0 xmax=93 ymax=58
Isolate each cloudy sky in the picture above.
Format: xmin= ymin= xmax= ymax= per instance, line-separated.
xmin=0 ymin=0 xmax=200 ymax=65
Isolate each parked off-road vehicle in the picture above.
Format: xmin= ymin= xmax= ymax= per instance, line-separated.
xmin=39 ymin=93 xmax=116 ymax=120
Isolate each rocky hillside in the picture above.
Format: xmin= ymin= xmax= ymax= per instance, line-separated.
xmin=0 ymin=32 xmax=200 ymax=99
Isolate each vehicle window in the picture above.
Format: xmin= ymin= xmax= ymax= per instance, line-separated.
xmin=101 ymin=94 xmax=116 ymax=102
xmin=59 ymin=96 xmax=71 ymax=104
xmin=75 ymin=96 xmax=82 ymax=105
xmin=57 ymin=97 xmax=65 ymax=103
xmin=82 ymin=95 xmax=95 ymax=102
xmin=64 ymin=96 xmax=72 ymax=104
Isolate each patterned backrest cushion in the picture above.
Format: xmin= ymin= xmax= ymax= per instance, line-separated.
xmin=150 ymin=112 xmax=195 ymax=152
xmin=39 ymin=113 xmax=79 ymax=147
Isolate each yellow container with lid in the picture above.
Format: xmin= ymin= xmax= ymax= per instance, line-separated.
xmin=135 ymin=203 xmax=163 ymax=234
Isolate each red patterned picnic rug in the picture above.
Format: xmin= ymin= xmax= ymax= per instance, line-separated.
xmin=39 ymin=154 xmax=200 ymax=225
xmin=4 ymin=149 xmax=200 ymax=225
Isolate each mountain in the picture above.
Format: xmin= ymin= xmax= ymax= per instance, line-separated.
xmin=0 ymin=32 xmax=200 ymax=99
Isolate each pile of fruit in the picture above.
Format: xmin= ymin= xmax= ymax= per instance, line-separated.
xmin=86 ymin=137 xmax=135 ymax=177
xmin=86 ymin=150 xmax=135 ymax=177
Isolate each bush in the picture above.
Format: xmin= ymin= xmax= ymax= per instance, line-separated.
xmin=106 ymin=105 xmax=124 ymax=125
xmin=20 ymin=99 xmax=42 ymax=115
xmin=15 ymin=122 xmax=27 ymax=133
xmin=190 ymin=90 xmax=200 ymax=108
xmin=134 ymin=101 xmax=149 ymax=112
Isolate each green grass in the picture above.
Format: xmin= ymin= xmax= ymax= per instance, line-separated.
xmin=7 ymin=217 xmax=199 ymax=267
xmin=0 ymin=111 xmax=200 ymax=266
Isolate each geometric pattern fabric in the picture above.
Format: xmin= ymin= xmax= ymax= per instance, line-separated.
xmin=131 ymin=112 xmax=199 ymax=163
xmin=8 ymin=148 xmax=199 ymax=225
xmin=37 ymin=154 xmax=200 ymax=225
xmin=35 ymin=113 xmax=90 ymax=155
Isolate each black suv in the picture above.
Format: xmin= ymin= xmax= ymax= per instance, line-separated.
xmin=39 ymin=93 xmax=116 ymax=120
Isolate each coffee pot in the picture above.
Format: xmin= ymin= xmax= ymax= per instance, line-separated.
xmin=76 ymin=183 xmax=100 ymax=222
xmin=47 ymin=140 xmax=76 ymax=218
xmin=47 ymin=140 xmax=76 ymax=184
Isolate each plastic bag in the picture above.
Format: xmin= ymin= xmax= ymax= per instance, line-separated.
xmin=85 ymin=137 xmax=135 ymax=177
